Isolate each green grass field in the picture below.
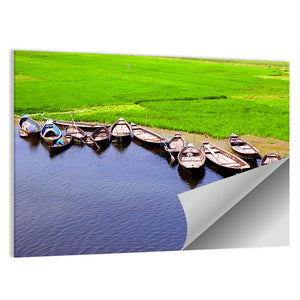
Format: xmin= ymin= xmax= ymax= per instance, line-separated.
xmin=14 ymin=51 xmax=289 ymax=141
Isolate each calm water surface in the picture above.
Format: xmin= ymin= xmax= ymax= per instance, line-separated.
xmin=14 ymin=126 xmax=256 ymax=257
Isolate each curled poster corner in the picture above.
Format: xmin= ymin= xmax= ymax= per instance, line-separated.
xmin=178 ymin=158 xmax=289 ymax=250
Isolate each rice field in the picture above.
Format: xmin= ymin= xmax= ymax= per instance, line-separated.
xmin=14 ymin=51 xmax=289 ymax=141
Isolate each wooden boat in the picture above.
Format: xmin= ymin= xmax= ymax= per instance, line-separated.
xmin=178 ymin=143 xmax=206 ymax=173
xmin=40 ymin=119 xmax=62 ymax=146
xmin=164 ymin=133 xmax=186 ymax=157
xmin=86 ymin=126 xmax=111 ymax=147
xmin=65 ymin=124 xmax=87 ymax=144
xmin=260 ymin=153 xmax=282 ymax=166
xmin=19 ymin=114 xmax=41 ymax=138
xmin=110 ymin=118 xmax=132 ymax=142
xmin=48 ymin=134 xmax=73 ymax=153
xmin=228 ymin=133 xmax=259 ymax=160
xmin=131 ymin=123 xmax=167 ymax=146
xmin=44 ymin=118 xmax=110 ymax=130
xmin=202 ymin=140 xmax=250 ymax=171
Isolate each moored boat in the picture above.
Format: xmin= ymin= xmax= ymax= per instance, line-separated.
xmin=48 ymin=134 xmax=73 ymax=153
xmin=202 ymin=140 xmax=250 ymax=171
xmin=19 ymin=114 xmax=41 ymax=138
xmin=178 ymin=143 xmax=206 ymax=173
xmin=86 ymin=126 xmax=111 ymax=147
xmin=45 ymin=118 xmax=110 ymax=130
xmin=65 ymin=124 xmax=87 ymax=144
xmin=228 ymin=133 xmax=259 ymax=160
xmin=131 ymin=123 xmax=167 ymax=146
xmin=110 ymin=118 xmax=132 ymax=143
xmin=40 ymin=119 xmax=62 ymax=146
xmin=260 ymin=153 xmax=282 ymax=166
xmin=164 ymin=133 xmax=186 ymax=158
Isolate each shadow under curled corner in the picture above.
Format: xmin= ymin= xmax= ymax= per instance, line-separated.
xmin=179 ymin=158 xmax=289 ymax=250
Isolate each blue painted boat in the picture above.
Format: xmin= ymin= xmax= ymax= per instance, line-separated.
xmin=19 ymin=114 xmax=41 ymax=138
xmin=49 ymin=134 xmax=73 ymax=153
xmin=40 ymin=119 xmax=62 ymax=146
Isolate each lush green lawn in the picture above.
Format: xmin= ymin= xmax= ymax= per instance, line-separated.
xmin=14 ymin=51 xmax=289 ymax=141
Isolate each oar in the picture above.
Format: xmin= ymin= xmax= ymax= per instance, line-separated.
xmin=164 ymin=141 xmax=175 ymax=163
xmin=205 ymin=144 xmax=218 ymax=159
xmin=86 ymin=134 xmax=100 ymax=150
xmin=86 ymin=134 xmax=94 ymax=145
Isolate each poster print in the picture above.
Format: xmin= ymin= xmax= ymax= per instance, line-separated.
xmin=14 ymin=51 xmax=289 ymax=257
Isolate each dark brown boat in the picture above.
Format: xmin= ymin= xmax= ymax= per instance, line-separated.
xmin=110 ymin=118 xmax=132 ymax=143
xmin=131 ymin=123 xmax=167 ymax=146
xmin=45 ymin=118 xmax=110 ymax=131
xmin=228 ymin=133 xmax=259 ymax=160
xmin=65 ymin=124 xmax=87 ymax=144
xmin=260 ymin=153 xmax=282 ymax=166
xmin=178 ymin=144 xmax=206 ymax=173
xmin=48 ymin=134 xmax=73 ymax=153
xmin=164 ymin=133 xmax=186 ymax=158
xmin=86 ymin=126 xmax=111 ymax=147
xmin=202 ymin=140 xmax=250 ymax=171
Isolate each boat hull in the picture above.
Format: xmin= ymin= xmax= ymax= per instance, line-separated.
xmin=178 ymin=144 xmax=206 ymax=173
xmin=50 ymin=119 xmax=110 ymax=131
xmin=19 ymin=129 xmax=40 ymax=138
xmin=110 ymin=118 xmax=132 ymax=143
xmin=260 ymin=153 xmax=282 ymax=166
xmin=202 ymin=140 xmax=250 ymax=172
xmin=40 ymin=120 xmax=62 ymax=146
xmin=41 ymin=136 xmax=61 ymax=146
xmin=19 ymin=115 xmax=41 ymax=138
xmin=181 ymin=165 xmax=204 ymax=174
xmin=66 ymin=125 xmax=87 ymax=144
xmin=231 ymin=149 xmax=258 ymax=160
xmin=133 ymin=134 xmax=164 ymax=147
xmin=111 ymin=134 xmax=131 ymax=143
xmin=131 ymin=123 xmax=167 ymax=147
xmin=164 ymin=133 xmax=186 ymax=159
xmin=49 ymin=138 xmax=73 ymax=153
xmin=228 ymin=133 xmax=259 ymax=160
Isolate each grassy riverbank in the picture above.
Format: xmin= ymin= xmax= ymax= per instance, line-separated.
xmin=14 ymin=51 xmax=289 ymax=141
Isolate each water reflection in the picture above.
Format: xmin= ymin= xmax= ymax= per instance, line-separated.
xmin=246 ymin=159 xmax=259 ymax=169
xmin=133 ymin=139 xmax=178 ymax=168
xmin=18 ymin=136 xmax=40 ymax=149
xmin=133 ymin=139 xmax=165 ymax=157
xmin=111 ymin=140 xmax=131 ymax=152
xmin=89 ymin=143 xmax=110 ymax=155
xmin=177 ymin=165 xmax=205 ymax=189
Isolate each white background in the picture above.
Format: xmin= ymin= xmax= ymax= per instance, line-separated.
xmin=1 ymin=1 xmax=299 ymax=299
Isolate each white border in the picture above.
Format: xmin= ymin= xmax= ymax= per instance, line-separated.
xmin=2 ymin=1 xmax=299 ymax=299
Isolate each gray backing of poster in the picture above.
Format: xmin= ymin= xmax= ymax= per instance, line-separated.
xmin=178 ymin=158 xmax=289 ymax=250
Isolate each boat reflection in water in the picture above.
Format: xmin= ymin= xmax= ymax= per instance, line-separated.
xmin=177 ymin=165 xmax=205 ymax=189
xmin=245 ymin=158 xmax=259 ymax=169
xmin=19 ymin=135 xmax=40 ymax=151
xmin=111 ymin=139 xmax=131 ymax=152
xmin=133 ymin=139 xmax=166 ymax=159
xmin=133 ymin=139 xmax=178 ymax=168
xmin=89 ymin=142 xmax=110 ymax=156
